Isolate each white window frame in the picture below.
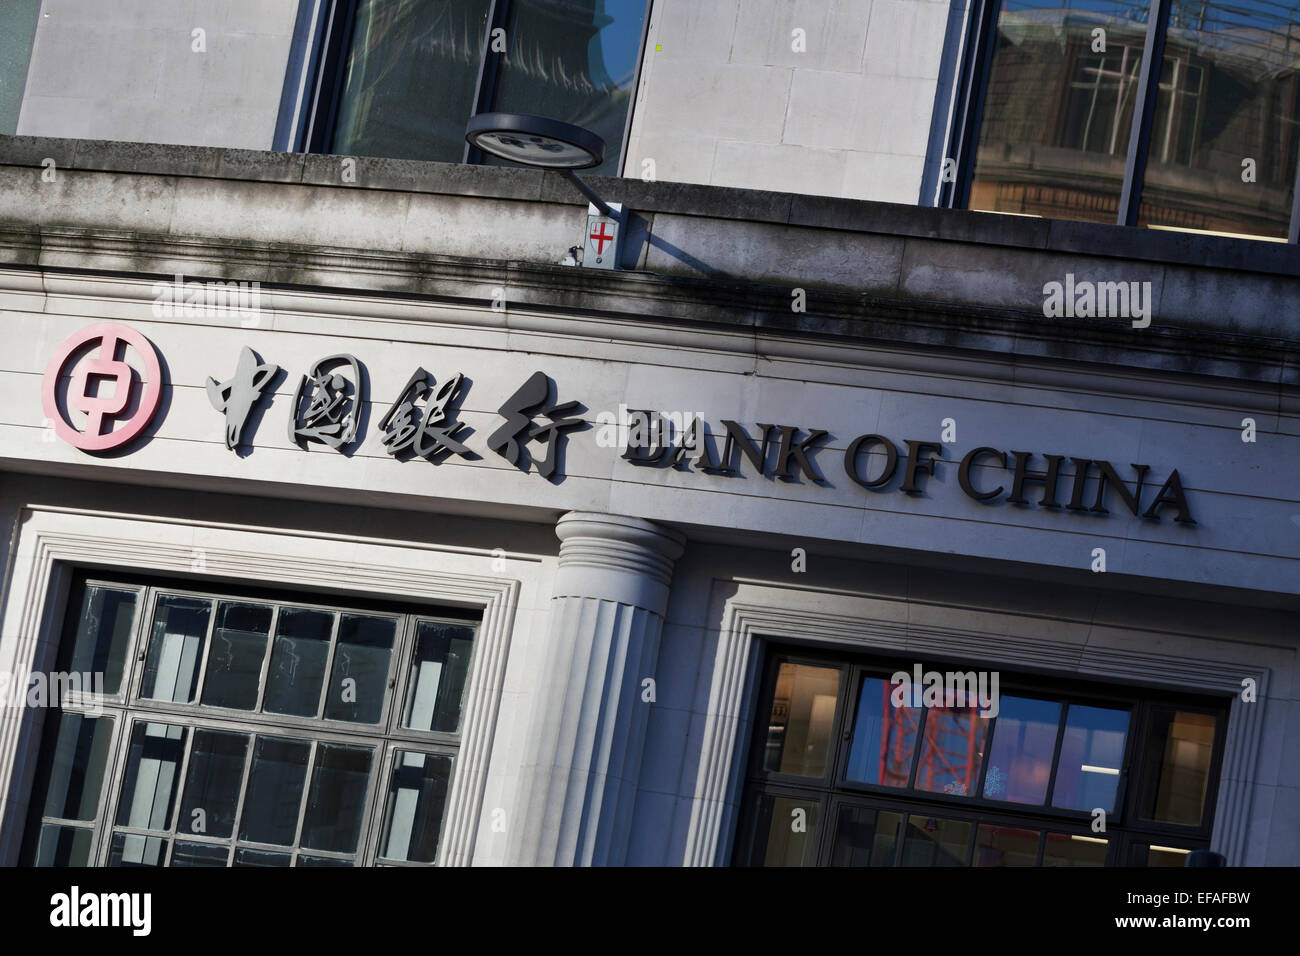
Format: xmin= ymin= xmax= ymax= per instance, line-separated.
xmin=0 ymin=506 xmax=520 ymax=866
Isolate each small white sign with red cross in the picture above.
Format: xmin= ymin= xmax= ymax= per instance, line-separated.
xmin=583 ymin=202 xmax=622 ymax=270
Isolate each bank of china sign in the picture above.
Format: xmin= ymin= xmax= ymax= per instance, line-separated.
xmin=40 ymin=322 xmax=1195 ymax=524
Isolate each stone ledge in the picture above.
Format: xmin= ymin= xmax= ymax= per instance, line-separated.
xmin=2 ymin=134 xmax=1297 ymax=278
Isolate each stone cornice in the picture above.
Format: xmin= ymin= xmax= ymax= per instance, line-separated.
xmin=0 ymin=222 xmax=1294 ymax=394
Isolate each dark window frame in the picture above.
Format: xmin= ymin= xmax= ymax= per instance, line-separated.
xmin=733 ymin=641 xmax=1230 ymax=867
xmin=300 ymin=0 xmax=653 ymax=175
xmin=944 ymin=0 xmax=1300 ymax=243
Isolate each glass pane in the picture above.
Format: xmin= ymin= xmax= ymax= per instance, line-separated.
xmin=1144 ymin=709 xmax=1216 ymax=826
xmin=33 ymin=824 xmax=93 ymax=866
xmin=139 ymin=595 xmax=211 ymax=703
xmin=845 ymin=676 xmax=920 ymax=788
xmin=171 ymin=841 xmax=230 ymax=867
xmin=201 ymin=602 xmax=272 ymax=711
xmin=403 ymin=621 xmax=475 ymax=733
xmin=298 ymin=855 xmax=353 ymax=867
xmin=973 ymin=824 xmax=1040 ymax=867
xmin=762 ymin=662 xmax=840 ymax=778
xmin=108 ymin=832 xmax=168 ymax=867
xmin=263 ymin=608 xmax=334 ymax=718
xmin=238 ymin=736 xmax=310 ymax=846
xmin=830 ymin=806 xmax=903 ymax=867
xmin=1052 ymin=704 xmax=1129 ymax=812
xmin=233 ymin=848 xmax=292 ymax=867
xmin=116 ymin=721 xmax=187 ymax=830
xmin=914 ymin=706 xmax=989 ymax=796
xmin=1147 ymin=844 xmax=1192 ymax=867
xmin=1139 ymin=2 xmax=1299 ymax=239
xmin=379 ymin=750 xmax=453 ymax=863
xmin=1042 ymin=832 xmax=1107 ymax=866
xmin=300 ymin=744 xmax=374 ymax=854
xmin=0 ymin=0 xmax=42 ymax=136
xmin=750 ymin=794 xmax=820 ymax=867
xmin=323 ymin=616 xmax=396 ymax=724
xmin=37 ymin=711 xmax=114 ymax=821
xmin=57 ymin=585 xmax=136 ymax=695
xmin=179 ymin=730 xmax=250 ymax=840
xmin=982 ymin=696 xmax=1061 ymax=804
xmin=902 ymin=814 xmax=972 ymax=866
xmin=488 ymin=0 xmax=650 ymax=177
xmin=970 ymin=0 xmax=1148 ymax=223
xmin=332 ymin=0 xmax=493 ymax=162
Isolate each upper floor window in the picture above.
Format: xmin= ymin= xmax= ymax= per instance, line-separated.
xmin=309 ymin=0 xmax=650 ymax=177
xmin=951 ymin=0 xmax=1300 ymax=241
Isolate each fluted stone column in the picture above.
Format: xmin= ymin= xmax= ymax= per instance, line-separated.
xmin=508 ymin=511 xmax=685 ymax=866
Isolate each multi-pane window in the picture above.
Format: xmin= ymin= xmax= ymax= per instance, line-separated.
xmin=958 ymin=0 xmax=1300 ymax=240
xmin=22 ymin=576 xmax=477 ymax=867
xmin=316 ymin=0 xmax=650 ymax=176
xmin=734 ymin=648 xmax=1228 ymax=867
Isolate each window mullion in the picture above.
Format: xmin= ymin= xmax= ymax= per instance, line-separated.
xmin=949 ymin=0 xmax=1005 ymax=209
xmin=462 ymin=0 xmax=511 ymax=165
xmin=289 ymin=739 xmax=321 ymax=855
xmin=227 ymin=731 xmax=258 ymax=864
xmin=253 ymin=605 xmax=281 ymax=714
xmin=1117 ymin=0 xmax=1173 ymax=226
xmin=314 ymin=612 xmax=343 ymax=719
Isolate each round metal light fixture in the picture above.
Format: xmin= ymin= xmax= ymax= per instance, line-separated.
xmin=466 ymin=112 xmax=605 ymax=170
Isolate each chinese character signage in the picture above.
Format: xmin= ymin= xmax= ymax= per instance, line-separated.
xmin=37 ymin=322 xmax=1196 ymax=523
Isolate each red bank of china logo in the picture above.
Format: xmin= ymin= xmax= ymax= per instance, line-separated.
xmin=41 ymin=323 xmax=164 ymax=452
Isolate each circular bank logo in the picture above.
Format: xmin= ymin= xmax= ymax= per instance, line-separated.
xmin=41 ymin=323 xmax=164 ymax=452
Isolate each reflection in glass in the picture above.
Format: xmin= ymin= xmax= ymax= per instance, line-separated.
xmin=914 ymin=707 xmax=988 ymax=796
xmin=300 ymin=744 xmax=374 ymax=854
xmin=298 ymin=855 xmax=353 ymax=867
xmin=982 ymin=696 xmax=1061 ymax=804
xmin=379 ymin=750 xmax=452 ymax=863
xmin=38 ymin=711 xmax=114 ymax=821
xmin=116 ymin=722 xmax=187 ymax=830
xmin=1146 ymin=709 xmax=1216 ymax=826
xmin=233 ymin=848 xmax=292 ymax=867
xmin=333 ymin=0 xmax=493 ymax=162
xmin=201 ymin=602 xmax=272 ymax=711
xmin=971 ymin=0 xmax=1146 ymax=223
xmin=108 ymin=832 xmax=168 ymax=867
xmin=171 ymin=841 xmax=229 ymax=867
xmin=973 ymin=824 xmax=1040 ymax=867
xmin=762 ymin=662 xmax=840 ymax=778
xmin=1042 ymin=832 xmax=1107 ymax=866
xmin=845 ymin=677 xmax=920 ymax=788
xmin=263 ymin=608 xmax=334 ymax=717
xmin=179 ymin=730 xmax=249 ymax=839
xmin=488 ymin=0 xmax=650 ymax=177
xmin=58 ymin=585 xmax=136 ymax=695
xmin=33 ymin=824 xmax=93 ymax=866
xmin=1139 ymin=1 xmax=1300 ymax=239
xmin=747 ymin=794 xmax=819 ymax=867
xmin=139 ymin=596 xmax=211 ymax=703
xmin=1147 ymin=844 xmax=1191 ymax=867
xmin=1052 ymin=704 xmax=1129 ymax=812
xmin=324 ymin=616 xmax=395 ymax=724
xmin=830 ymin=806 xmax=903 ymax=866
xmin=403 ymin=621 xmax=475 ymax=733
xmin=238 ymin=736 xmax=310 ymax=846
xmin=902 ymin=814 xmax=972 ymax=866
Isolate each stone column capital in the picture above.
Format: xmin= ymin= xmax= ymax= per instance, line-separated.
xmin=554 ymin=511 xmax=686 ymax=612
